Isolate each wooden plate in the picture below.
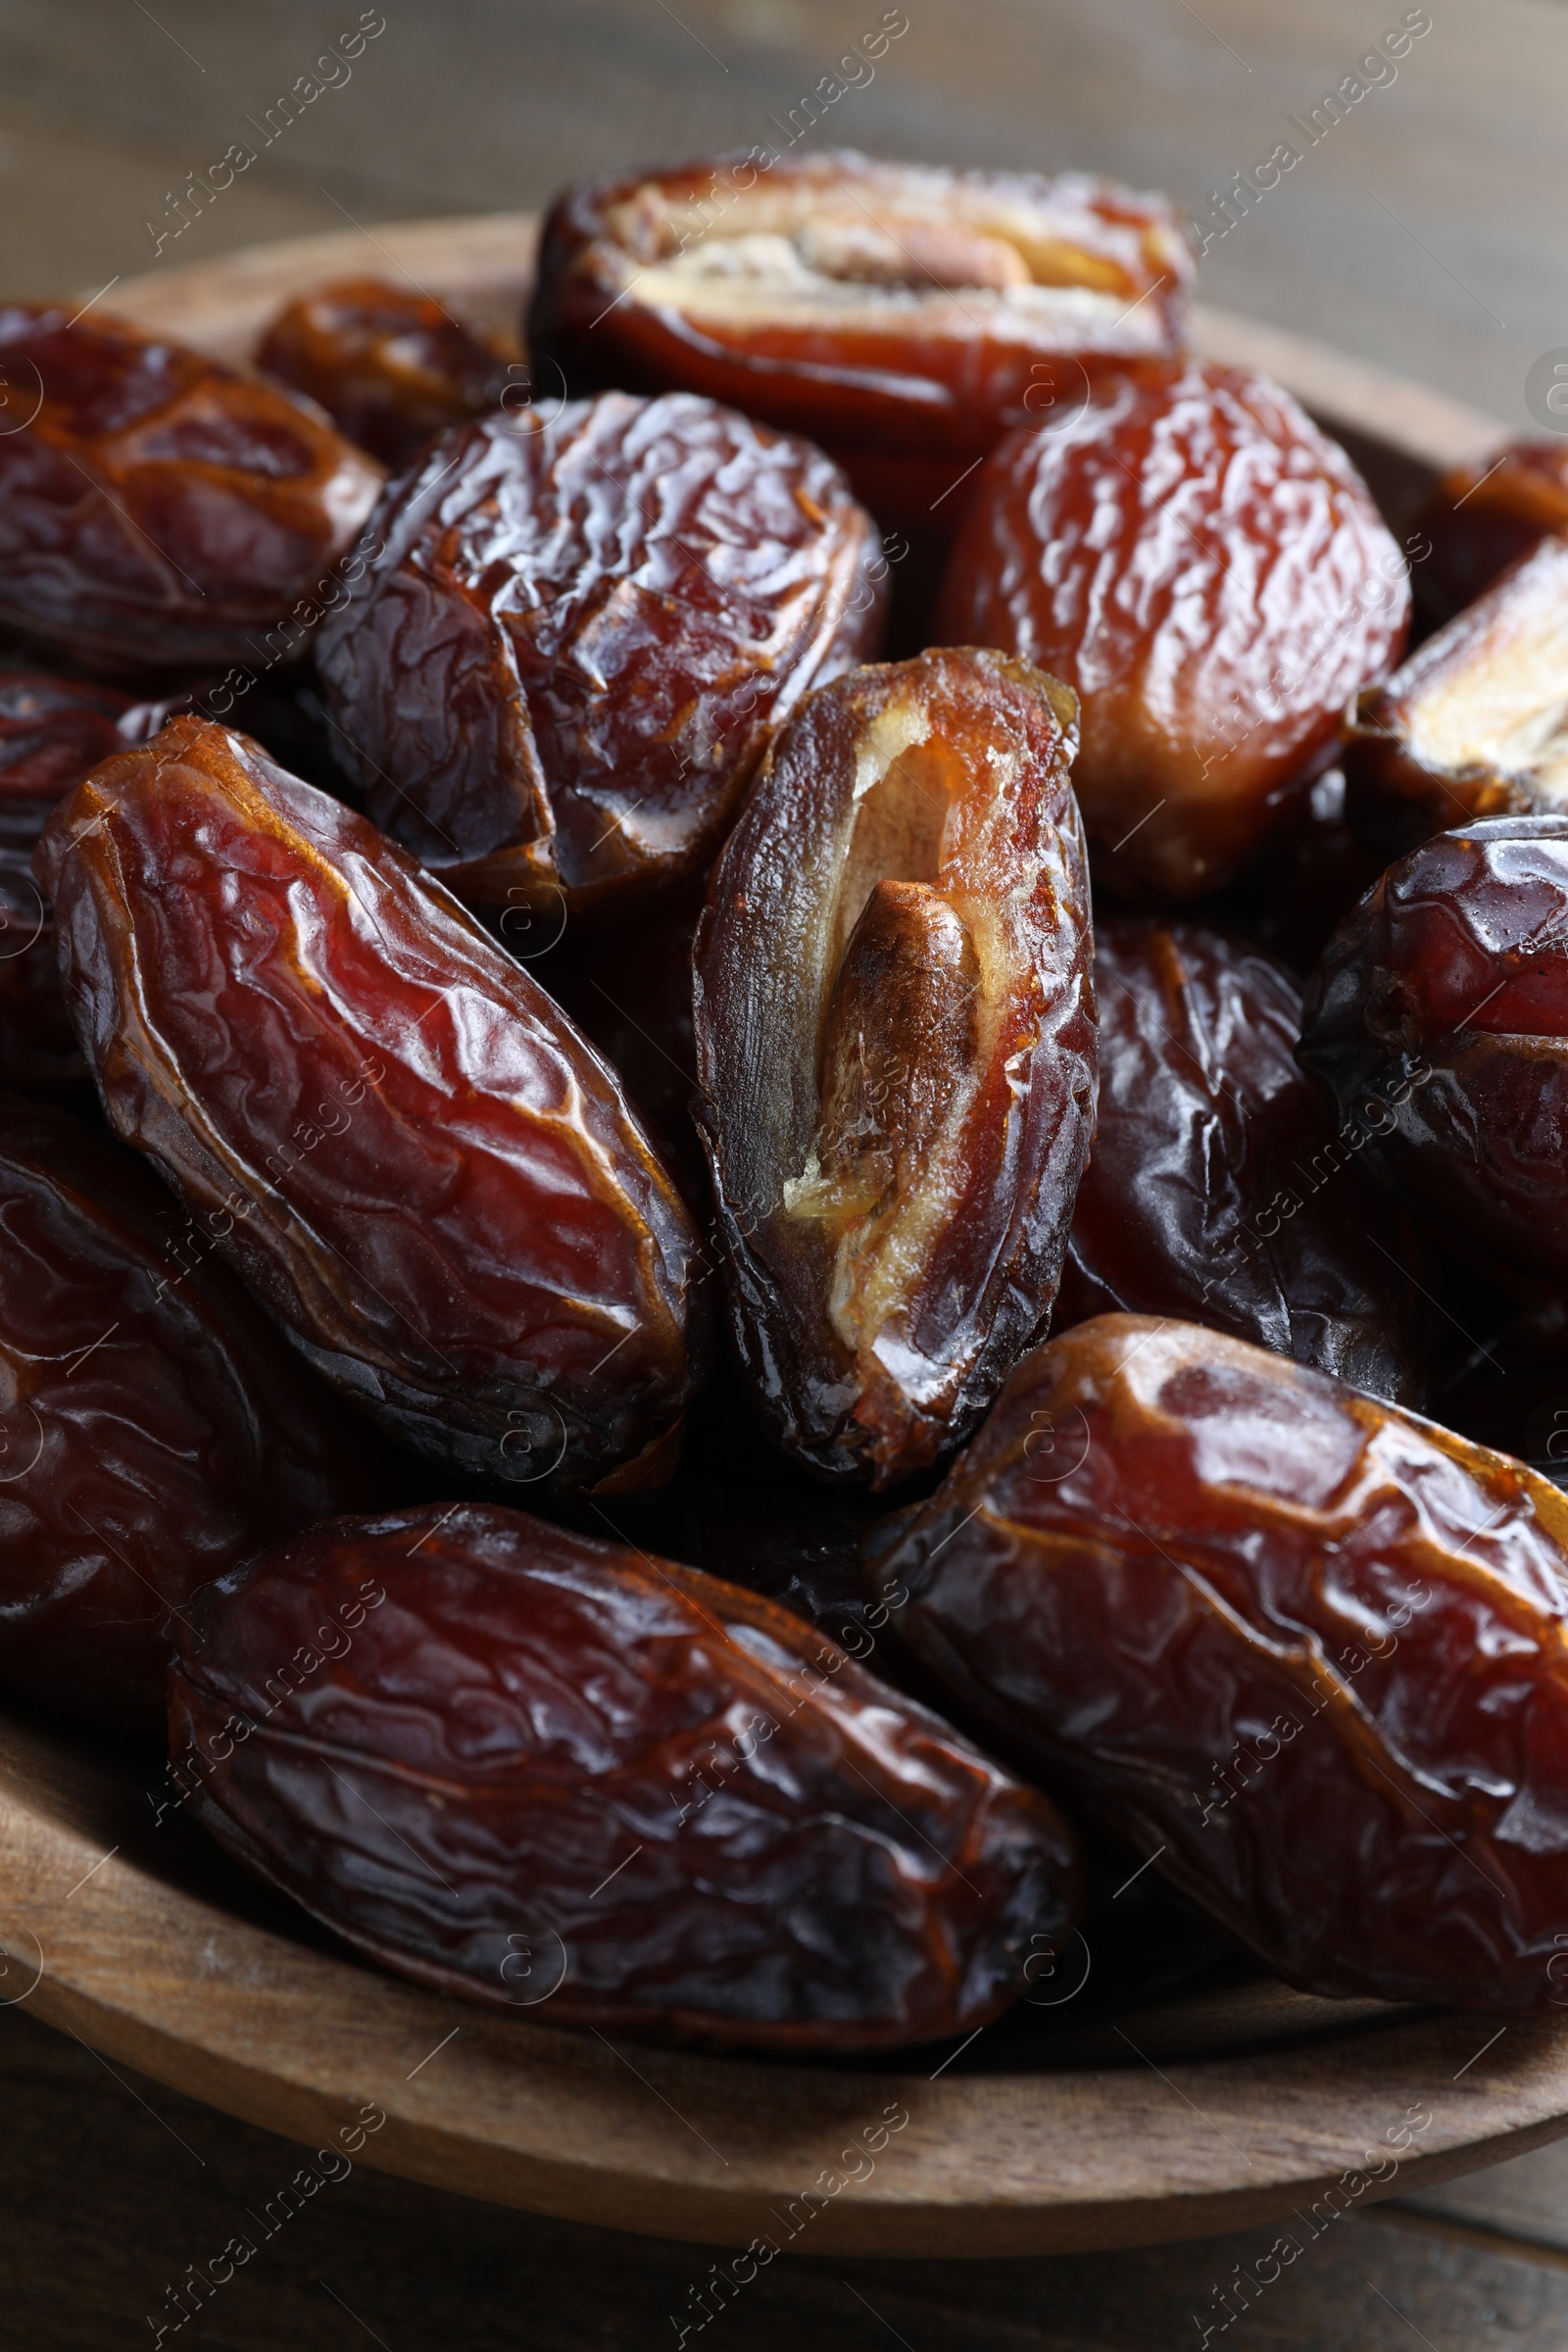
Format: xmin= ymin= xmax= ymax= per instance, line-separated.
xmin=2 ymin=218 xmax=1544 ymax=2261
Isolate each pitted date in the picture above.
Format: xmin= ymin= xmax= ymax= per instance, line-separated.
xmin=1298 ymin=813 xmax=1568 ymax=1284
xmin=1416 ymin=436 xmax=1568 ymax=623
xmin=256 ymin=277 xmax=516 ymax=469
xmin=935 ymin=363 xmax=1410 ymax=900
xmin=1055 ymin=919 xmax=1421 ymax=1402
xmin=868 ymin=1312 xmax=1568 ymax=2011
xmin=316 ymin=394 xmax=883 ymax=915
xmin=0 ymin=1094 xmax=390 ymax=1738
xmin=694 ymin=649 xmax=1096 ymax=1488
xmin=169 ymin=1502 xmax=1079 ymax=2049
xmin=0 ymin=305 xmax=382 ymax=674
xmin=38 ymin=716 xmax=709 ymax=1492
xmin=527 ymin=150 xmax=1194 ymax=537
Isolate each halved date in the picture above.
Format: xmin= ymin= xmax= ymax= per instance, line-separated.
xmin=38 ymin=716 xmax=709 ymax=1491
xmin=256 ymin=276 xmax=516 ymax=469
xmin=693 ymin=648 xmax=1096 ymax=1487
xmin=169 ymin=1502 xmax=1078 ymax=2049
xmin=868 ymin=1312 xmax=1568 ymax=2011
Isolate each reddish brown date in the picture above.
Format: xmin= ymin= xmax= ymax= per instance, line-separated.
xmin=38 ymin=716 xmax=708 ymax=1492
xmin=1346 ymin=537 xmax=1568 ymax=858
xmin=1298 ymin=813 xmax=1568 ymax=1286
xmin=527 ymin=151 xmax=1194 ymax=537
xmin=1416 ymin=437 xmax=1568 ymax=624
xmin=255 ymin=277 xmax=517 ymax=469
xmin=316 ymin=394 xmax=883 ymax=915
xmin=1056 ymin=920 xmax=1421 ymax=1402
xmin=935 ymin=363 xmax=1411 ymax=900
xmin=693 ymin=648 xmax=1096 ymax=1488
xmin=0 ymin=1094 xmax=390 ymax=1739
xmin=868 ymin=1313 xmax=1568 ymax=2011
xmin=168 ymin=1502 xmax=1079 ymax=2049
xmin=0 ymin=305 xmax=382 ymax=675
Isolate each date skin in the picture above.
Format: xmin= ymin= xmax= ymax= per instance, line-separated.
xmin=256 ymin=277 xmax=517 ymax=470
xmin=527 ymin=150 xmax=1194 ymax=538
xmin=868 ymin=1312 xmax=1568 ymax=2012
xmin=316 ymin=394 xmax=884 ymax=916
xmin=0 ymin=305 xmax=382 ymax=675
xmin=38 ymin=716 xmax=709 ymax=1492
xmin=694 ymin=648 xmax=1097 ymax=1488
xmin=1416 ymin=437 xmax=1568 ymax=625
xmin=168 ymin=1502 xmax=1079 ymax=2050
xmin=936 ymin=363 xmax=1410 ymax=900
xmin=1056 ymin=920 xmax=1421 ymax=1403
xmin=1298 ymin=813 xmax=1568 ymax=1286
xmin=0 ymin=1094 xmax=391 ymax=1739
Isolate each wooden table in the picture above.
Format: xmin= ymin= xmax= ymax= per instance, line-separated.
xmin=3 ymin=0 xmax=1568 ymax=2340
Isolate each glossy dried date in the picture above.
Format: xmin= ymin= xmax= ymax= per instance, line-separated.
xmin=936 ymin=363 xmax=1411 ymax=899
xmin=868 ymin=1312 xmax=1568 ymax=2011
xmin=0 ymin=1094 xmax=390 ymax=1738
xmin=693 ymin=648 xmax=1096 ymax=1487
xmin=39 ymin=716 xmax=708 ymax=1491
xmin=1055 ymin=920 xmax=1421 ymax=1401
xmin=256 ymin=277 xmax=516 ymax=468
xmin=1298 ymin=812 xmax=1568 ymax=1284
xmin=0 ymin=305 xmax=382 ymax=674
xmin=316 ymin=394 xmax=883 ymax=915
xmin=169 ymin=1502 xmax=1079 ymax=2049
xmin=527 ymin=150 xmax=1193 ymax=535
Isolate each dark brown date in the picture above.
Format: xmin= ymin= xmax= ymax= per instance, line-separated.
xmin=1416 ymin=437 xmax=1568 ymax=624
xmin=693 ymin=648 xmax=1096 ymax=1488
xmin=316 ymin=394 xmax=883 ymax=915
xmin=527 ymin=150 xmax=1193 ymax=538
xmin=255 ymin=277 xmax=517 ymax=469
xmin=0 ymin=305 xmax=382 ymax=675
xmin=169 ymin=1502 xmax=1079 ymax=2049
xmin=936 ymin=363 xmax=1411 ymax=900
xmin=1298 ymin=813 xmax=1568 ymax=1285
xmin=38 ymin=716 xmax=709 ymax=1492
xmin=0 ymin=1093 xmax=391 ymax=1738
xmin=1055 ymin=920 xmax=1421 ymax=1402
xmin=868 ymin=1312 xmax=1568 ymax=2011
xmin=1346 ymin=537 xmax=1568 ymax=858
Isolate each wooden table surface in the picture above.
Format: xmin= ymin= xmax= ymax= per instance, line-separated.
xmin=3 ymin=0 xmax=1568 ymax=2341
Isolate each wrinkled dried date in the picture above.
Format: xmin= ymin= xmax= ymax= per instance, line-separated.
xmin=869 ymin=1312 xmax=1568 ymax=2011
xmin=256 ymin=277 xmax=516 ymax=468
xmin=39 ymin=716 xmax=709 ymax=1492
xmin=694 ymin=648 xmax=1097 ymax=1487
xmin=1298 ymin=812 xmax=1568 ymax=1285
xmin=169 ymin=1502 xmax=1079 ymax=2049
xmin=317 ymin=393 xmax=883 ymax=914
xmin=936 ymin=363 xmax=1410 ymax=900
xmin=0 ymin=305 xmax=382 ymax=674
xmin=0 ymin=1094 xmax=390 ymax=1738
xmin=1056 ymin=920 xmax=1421 ymax=1401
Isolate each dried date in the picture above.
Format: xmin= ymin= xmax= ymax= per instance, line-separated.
xmin=693 ymin=647 xmax=1096 ymax=1487
xmin=256 ymin=277 xmax=516 ymax=469
xmin=316 ymin=394 xmax=883 ymax=915
xmin=1416 ymin=436 xmax=1568 ymax=624
xmin=935 ymin=363 xmax=1411 ymax=899
xmin=0 ymin=305 xmax=382 ymax=674
xmin=38 ymin=715 xmax=709 ymax=1491
xmin=168 ymin=1501 xmax=1079 ymax=2049
xmin=868 ymin=1312 xmax=1568 ymax=2011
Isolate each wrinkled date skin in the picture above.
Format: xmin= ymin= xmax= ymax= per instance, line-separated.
xmin=169 ymin=1503 xmax=1079 ymax=2049
xmin=868 ymin=1313 xmax=1568 ymax=2011
xmin=256 ymin=277 xmax=516 ymax=470
xmin=0 ymin=306 xmax=382 ymax=675
xmin=1416 ymin=437 xmax=1568 ymax=625
xmin=693 ymin=648 xmax=1097 ymax=1488
xmin=1056 ymin=921 xmax=1421 ymax=1402
xmin=39 ymin=716 xmax=709 ymax=1492
xmin=527 ymin=150 xmax=1194 ymax=536
xmin=1298 ymin=814 xmax=1568 ymax=1286
xmin=0 ymin=1094 xmax=392 ymax=1739
xmin=316 ymin=394 xmax=884 ymax=915
xmin=936 ymin=363 xmax=1411 ymax=901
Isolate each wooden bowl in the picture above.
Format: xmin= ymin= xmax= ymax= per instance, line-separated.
xmin=1 ymin=219 xmax=1546 ymax=2262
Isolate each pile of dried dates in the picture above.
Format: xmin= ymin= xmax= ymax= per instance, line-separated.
xmin=6 ymin=147 xmax=1568 ymax=2054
